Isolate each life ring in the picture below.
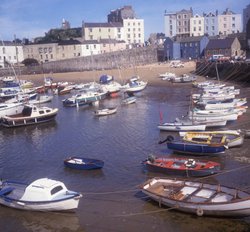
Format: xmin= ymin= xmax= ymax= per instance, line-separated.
xmin=196 ymin=207 xmax=204 ymax=216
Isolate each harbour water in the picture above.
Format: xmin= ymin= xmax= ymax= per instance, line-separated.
xmin=1 ymin=83 xmax=250 ymax=232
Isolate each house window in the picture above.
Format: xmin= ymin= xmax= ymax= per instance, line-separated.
xmin=99 ymin=28 xmax=101 ymax=32
xmin=89 ymin=28 xmax=92 ymax=32
xmin=51 ymin=54 xmax=53 ymax=59
xmin=86 ymin=45 xmax=89 ymax=49
xmin=2 ymin=47 xmax=5 ymax=54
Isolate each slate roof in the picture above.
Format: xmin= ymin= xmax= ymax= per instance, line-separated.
xmin=206 ymin=38 xmax=235 ymax=49
xmin=58 ymin=39 xmax=81 ymax=45
xmin=176 ymin=36 xmax=205 ymax=43
xmin=84 ymin=22 xmax=123 ymax=28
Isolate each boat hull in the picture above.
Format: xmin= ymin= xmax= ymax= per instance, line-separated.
xmin=167 ymin=141 xmax=226 ymax=155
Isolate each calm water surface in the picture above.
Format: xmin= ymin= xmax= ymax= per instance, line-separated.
xmin=1 ymin=82 xmax=250 ymax=232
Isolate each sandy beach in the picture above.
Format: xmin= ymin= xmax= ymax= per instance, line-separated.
xmin=19 ymin=61 xmax=203 ymax=86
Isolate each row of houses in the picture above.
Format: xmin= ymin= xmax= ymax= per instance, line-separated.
xmin=164 ymin=6 xmax=250 ymax=38
xmin=162 ymin=34 xmax=244 ymax=61
xmin=0 ymin=38 xmax=130 ymax=68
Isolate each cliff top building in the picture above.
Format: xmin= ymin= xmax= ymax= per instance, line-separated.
xmin=108 ymin=5 xmax=136 ymax=23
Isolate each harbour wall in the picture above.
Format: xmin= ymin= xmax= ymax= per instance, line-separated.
xmin=0 ymin=46 xmax=158 ymax=77
xmin=195 ymin=61 xmax=250 ymax=84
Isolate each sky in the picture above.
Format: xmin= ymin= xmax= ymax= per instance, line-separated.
xmin=0 ymin=0 xmax=249 ymax=41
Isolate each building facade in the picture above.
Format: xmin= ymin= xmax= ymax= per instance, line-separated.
xmin=108 ymin=5 xmax=135 ymax=23
xmin=178 ymin=36 xmax=209 ymax=59
xmin=164 ymin=11 xmax=177 ymax=37
xmin=176 ymin=8 xmax=193 ymax=38
xmin=205 ymin=37 xmax=242 ymax=58
xmin=218 ymin=8 xmax=242 ymax=35
xmin=123 ymin=18 xmax=144 ymax=45
xmin=204 ymin=12 xmax=219 ymax=36
xmin=243 ymin=4 xmax=250 ymax=32
xmin=190 ymin=14 xmax=205 ymax=36
xmin=0 ymin=41 xmax=24 ymax=68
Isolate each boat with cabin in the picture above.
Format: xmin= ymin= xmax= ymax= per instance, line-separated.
xmin=1 ymin=104 xmax=58 ymax=127
xmin=0 ymin=178 xmax=82 ymax=211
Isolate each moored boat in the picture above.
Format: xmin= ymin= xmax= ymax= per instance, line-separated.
xmin=159 ymin=136 xmax=227 ymax=155
xmin=64 ymin=157 xmax=104 ymax=170
xmin=121 ymin=76 xmax=147 ymax=93
xmin=2 ymin=104 xmax=58 ymax=127
xmin=122 ymin=96 xmax=137 ymax=105
xmin=94 ymin=107 xmax=117 ymax=116
xmin=157 ymin=120 xmax=206 ymax=132
xmin=141 ymin=177 xmax=250 ymax=217
xmin=143 ymin=155 xmax=220 ymax=177
xmin=179 ymin=130 xmax=244 ymax=148
xmin=0 ymin=102 xmax=24 ymax=118
xmin=0 ymin=178 xmax=82 ymax=211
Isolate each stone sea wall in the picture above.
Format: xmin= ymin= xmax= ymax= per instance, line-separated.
xmin=195 ymin=61 xmax=250 ymax=84
xmin=0 ymin=46 xmax=158 ymax=77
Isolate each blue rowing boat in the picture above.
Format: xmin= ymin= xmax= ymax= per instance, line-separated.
xmin=64 ymin=157 xmax=104 ymax=170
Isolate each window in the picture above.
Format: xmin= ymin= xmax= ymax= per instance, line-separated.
xmin=51 ymin=186 xmax=63 ymax=195
xmin=89 ymin=28 xmax=92 ymax=32
xmin=2 ymin=47 xmax=5 ymax=54
xmin=51 ymin=54 xmax=53 ymax=59
xmin=86 ymin=45 xmax=89 ymax=49
xmin=99 ymin=28 xmax=101 ymax=32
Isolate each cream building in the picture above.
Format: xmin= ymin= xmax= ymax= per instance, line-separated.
xmin=218 ymin=8 xmax=242 ymax=35
xmin=23 ymin=43 xmax=58 ymax=63
xmin=82 ymin=22 xmax=123 ymax=42
xmin=190 ymin=14 xmax=205 ymax=36
xmin=82 ymin=19 xmax=144 ymax=47
xmin=0 ymin=41 xmax=24 ymax=68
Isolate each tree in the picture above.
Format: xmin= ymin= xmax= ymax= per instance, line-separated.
xmin=22 ymin=58 xmax=39 ymax=66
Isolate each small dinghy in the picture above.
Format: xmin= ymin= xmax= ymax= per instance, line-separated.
xmin=64 ymin=157 xmax=104 ymax=170
xmin=142 ymin=155 xmax=220 ymax=177
xmin=94 ymin=107 xmax=117 ymax=116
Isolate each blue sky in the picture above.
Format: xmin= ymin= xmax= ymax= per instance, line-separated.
xmin=0 ymin=0 xmax=249 ymax=41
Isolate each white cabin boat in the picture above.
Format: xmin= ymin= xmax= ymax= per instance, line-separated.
xmin=2 ymin=104 xmax=58 ymax=127
xmin=0 ymin=178 xmax=82 ymax=211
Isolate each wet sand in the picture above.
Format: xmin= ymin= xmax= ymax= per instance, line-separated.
xmin=19 ymin=61 xmax=203 ymax=86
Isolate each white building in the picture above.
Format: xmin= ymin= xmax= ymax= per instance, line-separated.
xmin=164 ymin=12 xmax=177 ymax=37
xmin=190 ymin=14 xmax=205 ymax=36
xmin=204 ymin=12 xmax=219 ymax=36
xmin=80 ymin=41 xmax=101 ymax=56
xmin=0 ymin=41 xmax=24 ymax=68
xmin=123 ymin=18 xmax=144 ymax=45
xmin=218 ymin=8 xmax=242 ymax=35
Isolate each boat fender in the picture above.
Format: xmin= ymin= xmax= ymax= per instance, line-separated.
xmin=196 ymin=207 xmax=204 ymax=216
